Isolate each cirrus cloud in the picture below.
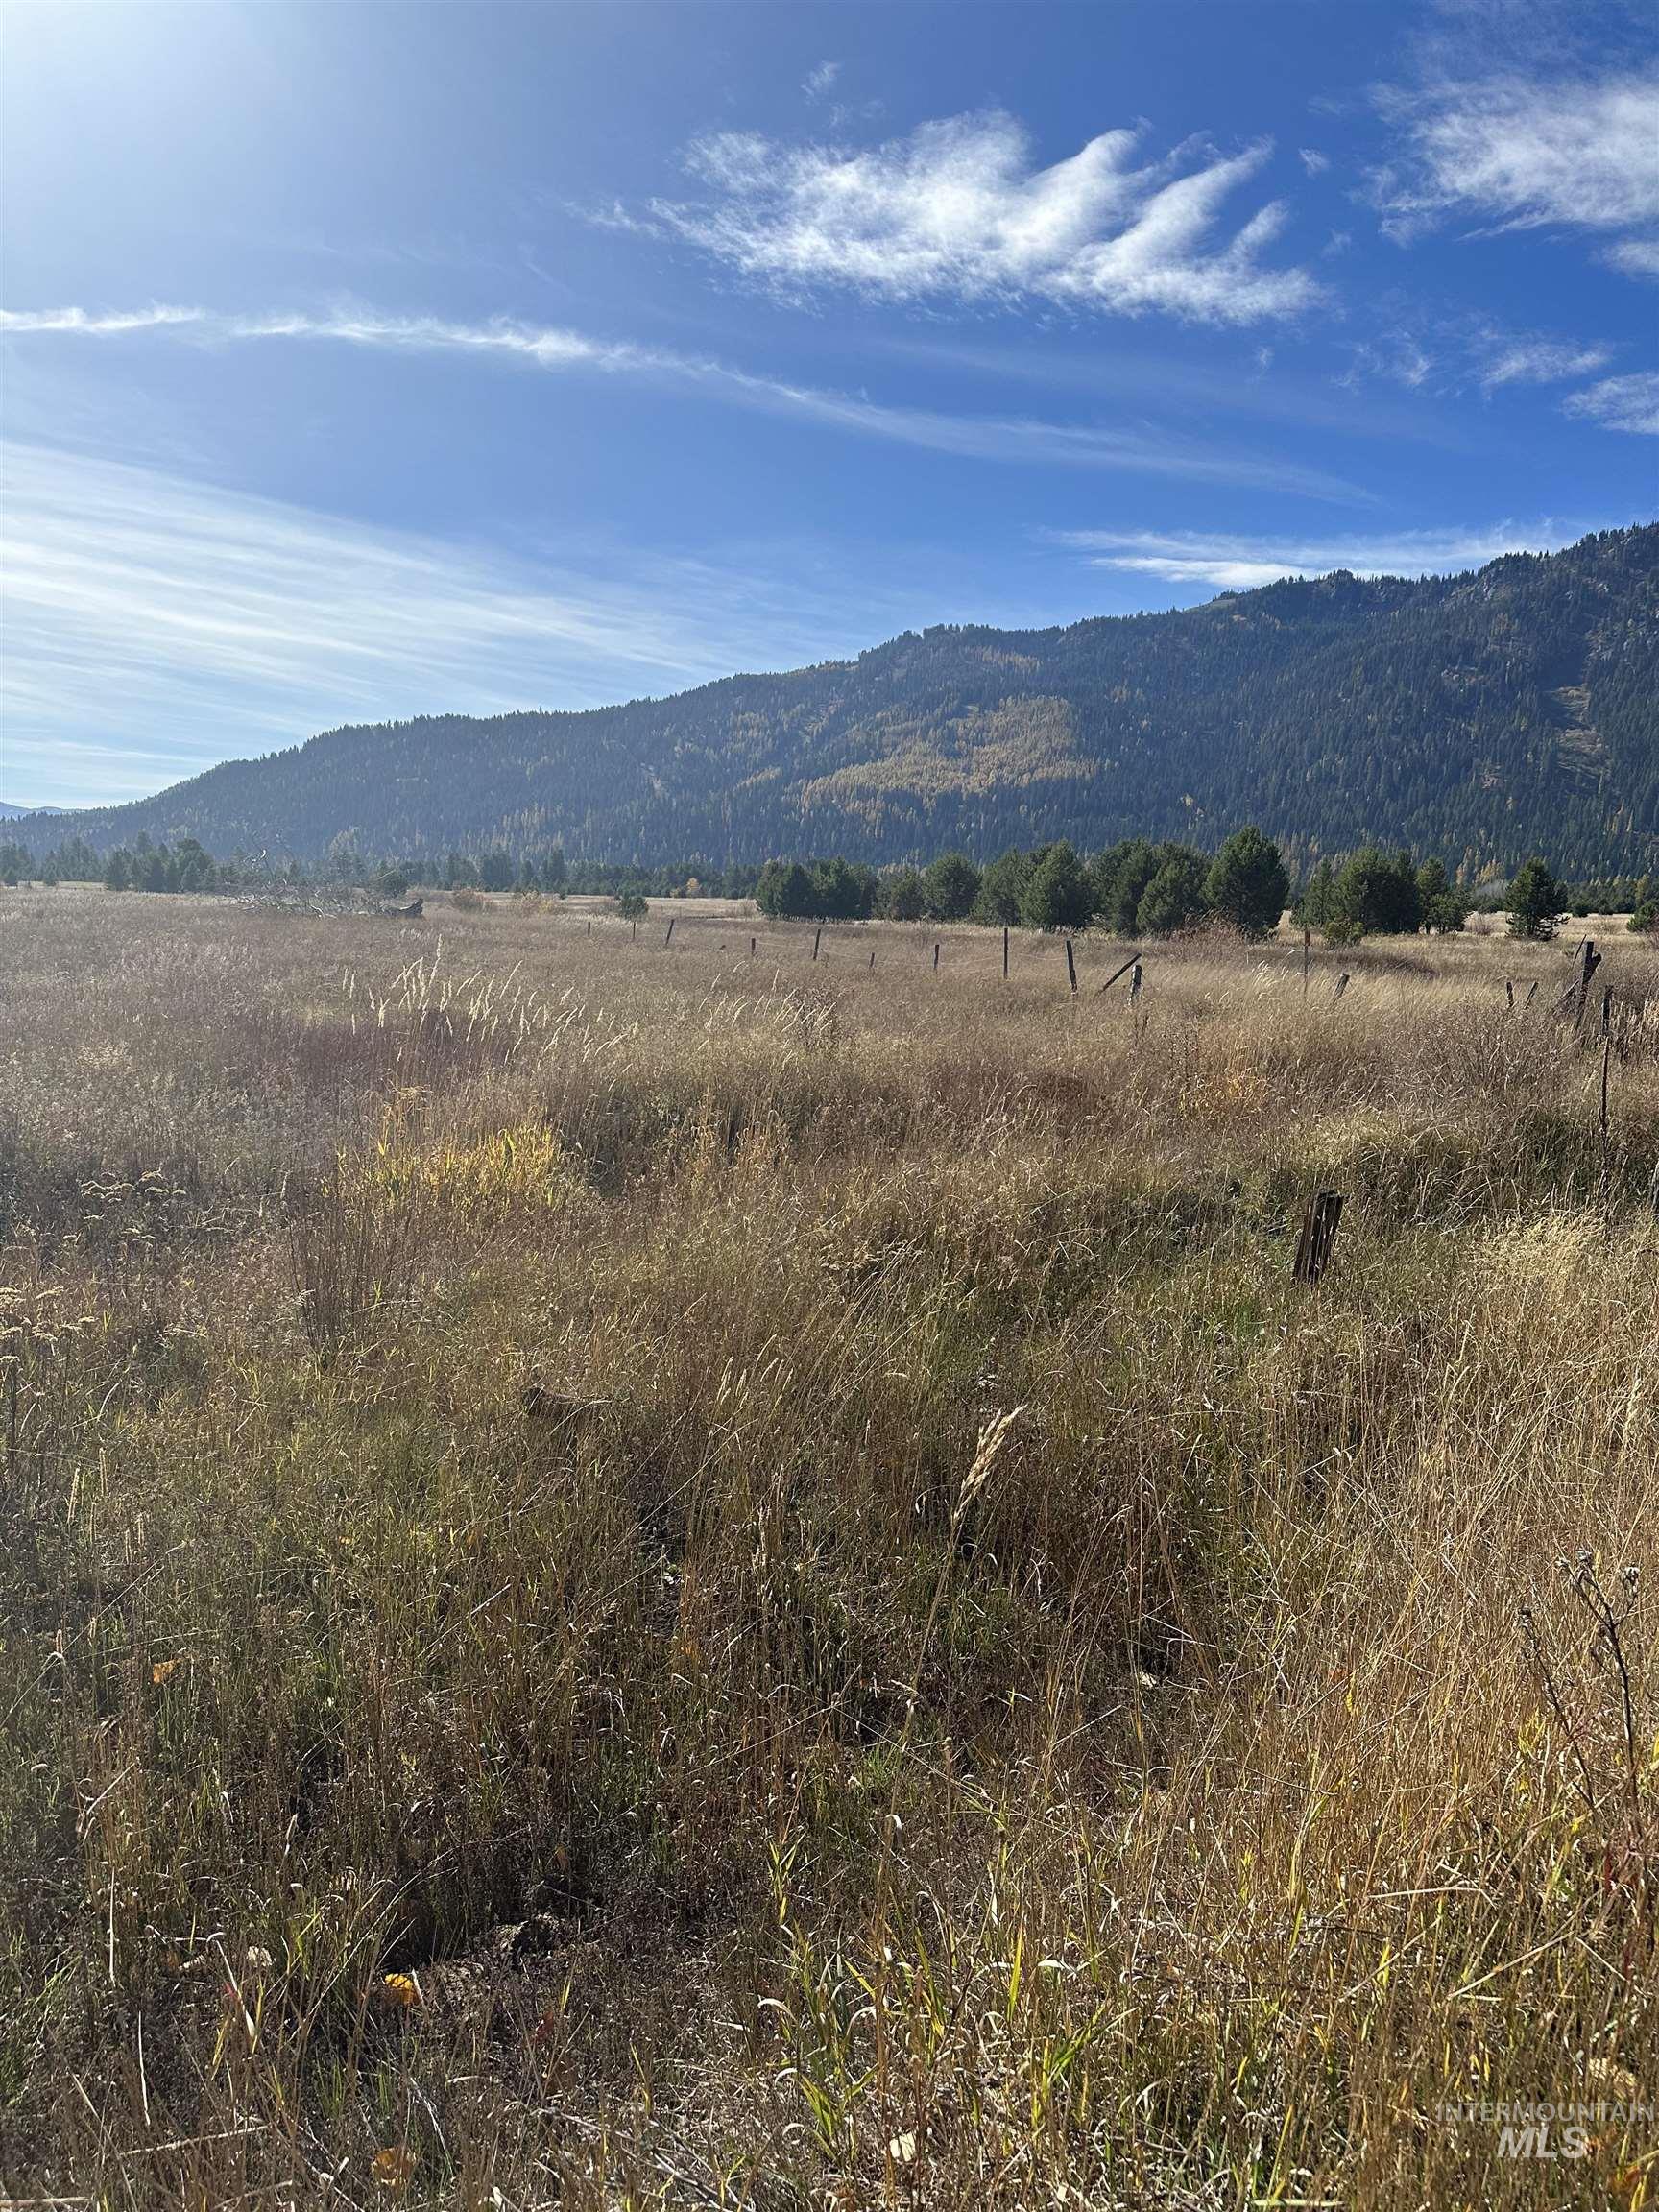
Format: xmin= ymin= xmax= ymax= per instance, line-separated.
xmin=1053 ymin=521 xmax=1596 ymax=592
xmin=1563 ymin=371 xmax=1659 ymax=434
xmin=0 ymin=300 xmax=1362 ymax=495
xmin=636 ymin=110 xmax=1320 ymax=324
xmin=1370 ymin=68 xmax=1659 ymax=277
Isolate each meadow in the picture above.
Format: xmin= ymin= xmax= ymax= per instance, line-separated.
xmin=3 ymin=885 xmax=1658 ymax=2210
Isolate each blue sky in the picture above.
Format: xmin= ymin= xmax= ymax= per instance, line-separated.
xmin=2 ymin=0 xmax=1655 ymax=809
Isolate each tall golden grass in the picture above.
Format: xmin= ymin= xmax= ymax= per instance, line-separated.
xmin=3 ymin=886 xmax=1657 ymax=2208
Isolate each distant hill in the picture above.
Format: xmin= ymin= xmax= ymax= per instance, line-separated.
xmin=0 ymin=801 xmax=43 ymax=820
xmin=25 ymin=524 xmax=1659 ymax=878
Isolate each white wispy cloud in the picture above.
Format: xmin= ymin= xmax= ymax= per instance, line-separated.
xmin=0 ymin=442 xmax=926 ymax=805
xmin=637 ymin=110 xmax=1319 ymax=323
xmin=1342 ymin=331 xmax=1436 ymax=390
xmin=1340 ymin=317 xmax=1617 ymax=399
xmin=1053 ymin=521 xmax=1589 ymax=592
xmin=1562 ymin=372 xmax=1659 ymax=434
xmin=1298 ymin=148 xmax=1330 ymax=177
xmin=0 ymin=304 xmax=204 ymax=335
xmin=803 ymin=60 xmax=841 ymax=101
xmin=1371 ymin=68 xmax=1659 ymax=276
xmin=1474 ymin=332 xmax=1612 ymax=388
xmin=0 ymin=300 xmax=1361 ymax=494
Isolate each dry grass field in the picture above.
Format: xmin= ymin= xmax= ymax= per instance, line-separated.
xmin=4 ymin=885 xmax=1658 ymax=2210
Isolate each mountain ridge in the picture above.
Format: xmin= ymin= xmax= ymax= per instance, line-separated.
xmin=25 ymin=523 xmax=1659 ymax=878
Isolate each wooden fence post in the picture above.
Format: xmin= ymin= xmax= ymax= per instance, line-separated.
xmin=869 ymin=948 xmax=877 ymax=971
xmin=1293 ymin=1190 xmax=1345 ymax=1283
xmin=587 ymin=919 xmax=591 ymax=937
xmin=933 ymin=941 xmax=940 ymax=972
xmin=1334 ymin=972 xmax=1350 ymax=1001
xmin=812 ymin=927 xmax=822 ymax=963
xmin=1303 ymin=926 xmax=1310 ymax=998
xmin=1002 ymin=925 xmax=1010 ymax=982
xmin=750 ymin=935 xmax=757 ymax=958
xmin=1065 ymin=938 xmax=1078 ymax=996
xmin=1095 ymin=952 xmax=1140 ymax=997
xmin=1505 ymin=978 xmax=1514 ymax=1010
xmin=664 ymin=917 xmax=674 ymax=946
xmin=1599 ymin=986 xmax=1615 ymax=1209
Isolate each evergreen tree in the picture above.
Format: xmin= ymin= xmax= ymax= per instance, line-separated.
xmin=1205 ymin=826 xmax=1289 ymax=936
xmin=921 ymin=851 xmax=980 ymax=922
xmin=972 ymin=848 xmax=1033 ymax=926
xmin=756 ymin=861 xmax=816 ymax=919
xmin=1414 ymin=858 xmax=1469 ymax=933
xmin=881 ymin=868 xmax=926 ymax=921
xmin=1021 ymin=842 xmax=1094 ymax=931
xmin=1506 ymin=857 xmax=1568 ymax=941
xmin=1334 ymin=847 xmax=1421 ymax=935
xmin=1093 ymin=839 xmax=1160 ymax=934
xmin=1136 ymin=848 xmax=1210 ymax=935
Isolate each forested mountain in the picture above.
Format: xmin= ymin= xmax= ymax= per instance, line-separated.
xmin=31 ymin=524 xmax=1659 ymax=878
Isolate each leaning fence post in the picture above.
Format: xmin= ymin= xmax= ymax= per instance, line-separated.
xmin=1095 ymin=952 xmax=1140 ymax=997
xmin=1293 ymin=1190 xmax=1345 ymax=1283
xmin=869 ymin=948 xmax=876 ymax=971
xmin=664 ymin=917 xmax=674 ymax=946
xmin=1065 ymin=938 xmax=1078 ymax=995
xmin=1334 ymin=972 xmax=1350 ymax=1002
xmin=812 ymin=927 xmax=822 ymax=963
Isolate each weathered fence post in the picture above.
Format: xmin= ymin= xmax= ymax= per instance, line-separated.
xmin=1003 ymin=926 xmax=1010 ymax=982
xmin=1334 ymin=972 xmax=1350 ymax=1002
xmin=1599 ymin=986 xmax=1615 ymax=1211
xmin=1303 ymin=926 xmax=1311 ymax=998
xmin=750 ymin=934 xmax=757 ymax=958
xmin=587 ymin=919 xmax=592 ymax=937
xmin=664 ymin=917 xmax=674 ymax=946
xmin=1293 ymin=1190 xmax=1345 ymax=1284
xmin=1505 ymin=978 xmax=1514 ymax=1011
xmin=869 ymin=948 xmax=876 ymax=971
xmin=1065 ymin=938 xmax=1078 ymax=996
xmin=812 ymin=927 xmax=822 ymax=963
xmin=1576 ymin=939 xmax=1599 ymax=1028
xmin=933 ymin=941 xmax=940 ymax=973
